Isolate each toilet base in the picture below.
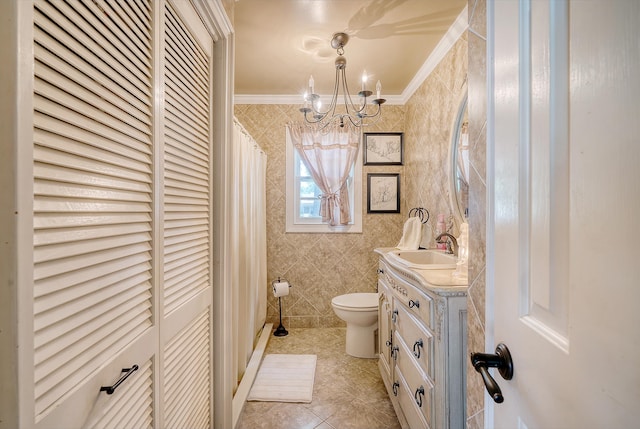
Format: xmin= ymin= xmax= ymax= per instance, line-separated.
xmin=345 ymin=323 xmax=377 ymax=359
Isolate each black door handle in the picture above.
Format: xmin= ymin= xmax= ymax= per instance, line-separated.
xmin=470 ymin=343 xmax=513 ymax=403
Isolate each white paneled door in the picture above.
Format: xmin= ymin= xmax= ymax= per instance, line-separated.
xmin=488 ymin=0 xmax=640 ymax=427
xmin=28 ymin=1 xmax=214 ymax=427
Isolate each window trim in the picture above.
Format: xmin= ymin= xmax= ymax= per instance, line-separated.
xmin=285 ymin=136 xmax=362 ymax=233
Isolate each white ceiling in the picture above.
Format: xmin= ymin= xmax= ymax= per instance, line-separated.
xmin=233 ymin=0 xmax=467 ymax=103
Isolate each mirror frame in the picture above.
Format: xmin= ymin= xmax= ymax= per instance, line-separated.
xmin=449 ymin=88 xmax=469 ymax=224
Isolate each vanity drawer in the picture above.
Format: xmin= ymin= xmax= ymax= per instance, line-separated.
xmin=395 ymin=303 xmax=433 ymax=379
xmin=395 ymin=370 xmax=429 ymax=429
xmin=389 ymin=276 xmax=433 ymax=329
xmin=395 ymin=331 xmax=434 ymax=427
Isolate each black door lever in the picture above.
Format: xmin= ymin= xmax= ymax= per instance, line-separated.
xmin=470 ymin=343 xmax=514 ymax=403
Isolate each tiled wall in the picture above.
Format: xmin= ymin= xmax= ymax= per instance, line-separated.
xmin=466 ymin=0 xmax=487 ymax=427
xmin=234 ymin=32 xmax=469 ymax=330
xmin=234 ymin=104 xmax=405 ymax=328
xmin=403 ymin=35 xmax=468 ymax=237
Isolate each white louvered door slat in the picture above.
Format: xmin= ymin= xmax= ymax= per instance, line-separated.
xmin=33 ymin=0 xmax=155 ymax=425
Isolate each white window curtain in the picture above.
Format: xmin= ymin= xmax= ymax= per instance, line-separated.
xmin=286 ymin=122 xmax=360 ymax=226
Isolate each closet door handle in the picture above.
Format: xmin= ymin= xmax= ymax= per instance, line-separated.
xmin=100 ymin=364 xmax=139 ymax=395
xmin=392 ymin=382 xmax=399 ymax=396
xmin=409 ymin=299 xmax=420 ymax=309
xmin=413 ymin=339 xmax=423 ymax=359
xmin=392 ymin=309 xmax=398 ymax=323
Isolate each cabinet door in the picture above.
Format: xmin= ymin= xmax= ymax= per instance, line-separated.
xmin=378 ymin=280 xmax=393 ymax=377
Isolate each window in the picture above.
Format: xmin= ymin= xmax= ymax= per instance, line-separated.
xmin=286 ymin=138 xmax=362 ymax=233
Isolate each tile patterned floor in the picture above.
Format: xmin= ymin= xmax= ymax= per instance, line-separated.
xmin=237 ymin=328 xmax=401 ymax=429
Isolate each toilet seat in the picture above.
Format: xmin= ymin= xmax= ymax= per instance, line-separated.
xmin=331 ymin=293 xmax=378 ymax=311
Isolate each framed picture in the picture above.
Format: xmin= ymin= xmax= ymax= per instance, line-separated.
xmin=367 ymin=173 xmax=400 ymax=213
xmin=363 ymin=132 xmax=403 ymax=165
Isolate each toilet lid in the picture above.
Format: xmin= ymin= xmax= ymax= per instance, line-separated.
xmin=331 ymin=293 xmax=378 ymax=310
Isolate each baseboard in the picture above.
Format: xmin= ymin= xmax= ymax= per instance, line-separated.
xmin=232 ymin=323 xmax=273 ymax=428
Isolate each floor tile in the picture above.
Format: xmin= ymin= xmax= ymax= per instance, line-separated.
xmin=236 ymin=328 xmax=401 ymax=429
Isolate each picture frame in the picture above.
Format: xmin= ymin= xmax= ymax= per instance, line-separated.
xmin=363 ymin=132 xmax=403 ymax=165
xmin=367 ymin=173 xmax=400 ymax=213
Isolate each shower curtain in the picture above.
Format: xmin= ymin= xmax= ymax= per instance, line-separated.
xmin=231 ymin=119 xmax=267 ymax=390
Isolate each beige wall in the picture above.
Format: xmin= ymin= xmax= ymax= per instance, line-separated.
xmin=234 ymin=104 xmax=405 ymax=328
xmin=466 ymin=0 xmax=487 ymax=428
xmin=235 ymin=34 xmax=469 ymax=331
xmin=403 ymin=35 xmax=468 ymax=237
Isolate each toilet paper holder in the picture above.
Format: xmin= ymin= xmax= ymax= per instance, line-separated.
xmin=272 ymin=277 xmax=291 ymax=337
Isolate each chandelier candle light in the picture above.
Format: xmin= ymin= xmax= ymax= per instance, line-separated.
xmin=300 ymin=32 xmax=386 ymax=130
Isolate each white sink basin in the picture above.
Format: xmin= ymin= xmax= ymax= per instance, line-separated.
xmin=387 ymin=249 xmax=457 ymax=270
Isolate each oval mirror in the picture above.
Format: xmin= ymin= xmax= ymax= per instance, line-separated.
xmin=450 ymin=92 xmax=469 ymax=222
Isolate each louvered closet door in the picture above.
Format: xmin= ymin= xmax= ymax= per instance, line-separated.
xmin=161 ymin=2 xmax=213 ymax=429
xmin=33 ymin=0 xmax=156 ymax=427
xmin=30 ymin=0 xmax=215 ymax=427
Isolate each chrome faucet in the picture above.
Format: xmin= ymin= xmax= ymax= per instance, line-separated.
xmin=435 ymin=233 xmax=458 ymax=256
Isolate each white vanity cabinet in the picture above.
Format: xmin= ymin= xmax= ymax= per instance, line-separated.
xmin=376 ymin=250 xmax=467 ymax=429
xmin=378 ymin=276 xmax=394 ymax=381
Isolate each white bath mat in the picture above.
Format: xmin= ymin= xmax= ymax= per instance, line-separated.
xmin=247 ymin=354 xmax=317 ymax=403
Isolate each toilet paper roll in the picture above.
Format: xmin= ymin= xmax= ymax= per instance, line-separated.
xmin=272 ymin=281 xmax=290 ymax=298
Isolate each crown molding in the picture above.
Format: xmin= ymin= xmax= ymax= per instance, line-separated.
xmin=234 ymin=5 xmax=468 ymax=106
xmin=399 ymin=5 xmax=468 ymax=104
xmin=233 ymin=94 xmax=405 ymax=105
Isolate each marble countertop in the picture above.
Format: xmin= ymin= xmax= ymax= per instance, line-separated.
xmin=375 ymin=247 xmax=468 ymax=294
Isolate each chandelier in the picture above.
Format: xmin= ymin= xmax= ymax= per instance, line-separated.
xmin=300 ymin=32 xmax=386 ymax=130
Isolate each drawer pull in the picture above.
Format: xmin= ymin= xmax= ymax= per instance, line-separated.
xmin=100 ymin=364 xmax=139 ymax=395
xmin=392 ymin=309 xmax=398 ymax=323
xmin=392 ymin=382 xmax=400 ymax=396
xmin=413 ymin=339 xmax=424 ymax=359
xmin=391 ymin=346 xmax=399 ymax=360
xmin=414 ymin=385 xmax=425 ymax=408
xmin=409 ymin=299 xmax=420 ymax=309
xmin=377 ymin=268 xmax=385 ymax=274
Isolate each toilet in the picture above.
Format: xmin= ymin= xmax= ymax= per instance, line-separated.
xmin=331 ymin=293 xmax=379 ymax=358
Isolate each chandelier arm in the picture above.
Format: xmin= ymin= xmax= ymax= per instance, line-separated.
xmin=326 ymin=67 xmax=341 ymax=119
xmin=340 ymin=72 xmax=366 ymax=115
xmin=311 ymin=67 xmax=341 ymax=120
xmin=359 ymin=101 xmax=381 ymax=119
xmin=303 ymin=109 xmax=322 ymax=124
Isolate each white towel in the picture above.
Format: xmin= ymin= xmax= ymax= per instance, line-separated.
xmin=396 ymin=217 xmax=422 ymax=250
